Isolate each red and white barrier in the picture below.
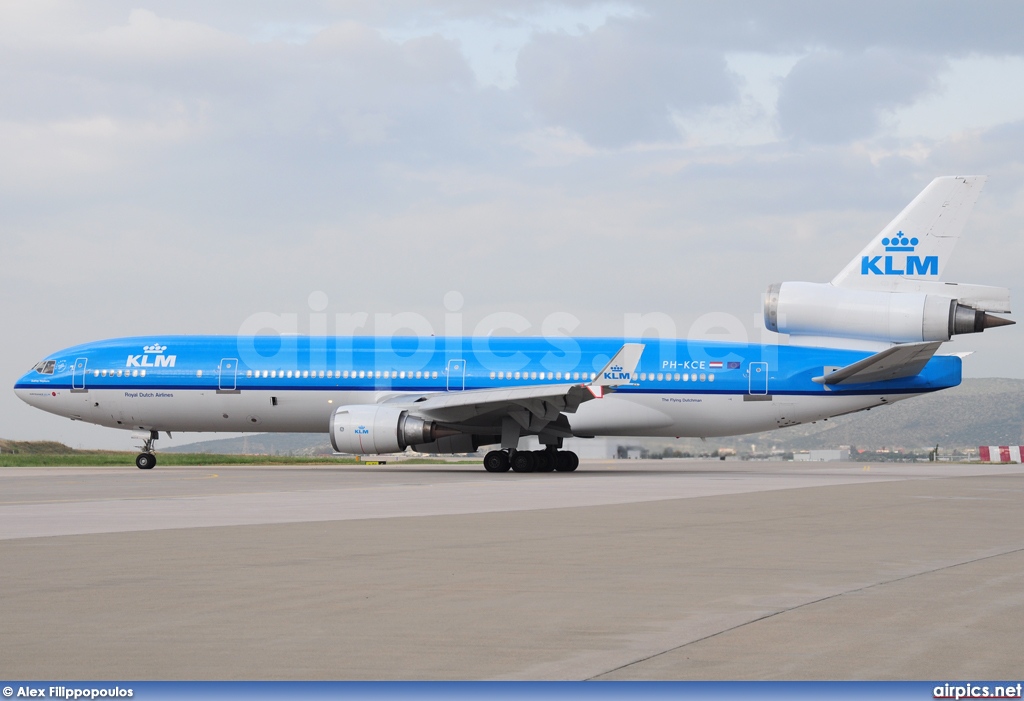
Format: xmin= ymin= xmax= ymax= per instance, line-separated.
xmin=979 ymin=446 xmax=1024 ymax=463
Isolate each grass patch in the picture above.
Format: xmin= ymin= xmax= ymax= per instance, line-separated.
xmin=0 ymin=440 xmax=479 ymax=467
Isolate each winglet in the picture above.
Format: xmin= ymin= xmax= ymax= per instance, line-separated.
xmin=591 ymin=343 xmax=645 ymax=393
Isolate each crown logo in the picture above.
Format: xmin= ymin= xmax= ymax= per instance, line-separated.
xmin=610 ymin=365 xmax=623 ymax=372
xmin=143 ymin=343 xmax=167 ymax=354
xmin=882 ymin=231 xmax=918 ymax=252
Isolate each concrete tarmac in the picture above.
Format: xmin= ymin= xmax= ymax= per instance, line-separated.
xmin=1 ymin=459 xmax=1022 ymax=680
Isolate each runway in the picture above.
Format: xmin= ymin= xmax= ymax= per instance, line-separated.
xmin=1 ymin=459 xmax=1022 ymax=680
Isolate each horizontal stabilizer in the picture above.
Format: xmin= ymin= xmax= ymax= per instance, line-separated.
xmin=812 ymin=341 xmax=942 ymax=386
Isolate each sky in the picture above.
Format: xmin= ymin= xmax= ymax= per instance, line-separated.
xmin=2 ymin=1 xmax=1023 ymax=449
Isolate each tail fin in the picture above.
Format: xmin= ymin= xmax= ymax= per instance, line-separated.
xmin=831 ymin=176 xmax=986 ymax=289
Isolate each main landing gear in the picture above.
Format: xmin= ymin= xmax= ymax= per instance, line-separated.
xmin=482 ymin=448 xmax=579 ymax=473
xmin=136 ymin=430 xmax=158 ymax=470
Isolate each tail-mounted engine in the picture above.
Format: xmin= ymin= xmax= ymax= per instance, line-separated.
xmin=765 ymin=281 xmax=1013 ymax=344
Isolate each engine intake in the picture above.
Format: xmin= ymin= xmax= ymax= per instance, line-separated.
xmin=765 ymin=282 xmax=1013 ymax=344
xmin=330 ymin=405 xmax=457 ymax=455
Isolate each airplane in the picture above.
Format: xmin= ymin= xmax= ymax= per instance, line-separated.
xmin=15 ymin=176 xmax=1014 ymax=472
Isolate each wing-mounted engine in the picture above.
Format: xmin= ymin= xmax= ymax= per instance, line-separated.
xmin=329 ymin=343 xmax=646 ymax=457
xmin=411 ymin=434 xmax=492 ymax=454
xmin=764 ymin=281 xmax=1013 ymax=345
xmin=330 ymin=405 xmax=461 ymax=455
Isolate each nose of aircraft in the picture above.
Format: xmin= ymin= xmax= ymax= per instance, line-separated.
xmin=13 ymin=368 xmax=58 ymax=410
xmin=14 ymin=375 xmax=41 ymax=408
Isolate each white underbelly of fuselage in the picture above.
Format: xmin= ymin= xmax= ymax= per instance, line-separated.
xmin=22 ymin=387 xmax=908 ymax=439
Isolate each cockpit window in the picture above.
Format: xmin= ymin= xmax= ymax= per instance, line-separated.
xmin=33 ymin=360 xmax=55 ymax=375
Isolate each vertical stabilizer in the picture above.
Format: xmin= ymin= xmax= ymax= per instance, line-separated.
xmin=831 ymin=176 xmax=986 ymax=289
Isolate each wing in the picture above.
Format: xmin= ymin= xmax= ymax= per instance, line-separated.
xmin=392 ymin=343 xmax=644 ymax=431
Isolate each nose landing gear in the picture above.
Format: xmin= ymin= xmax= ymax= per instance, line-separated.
xmin=135 ymin=430 xmax=159 ymax=470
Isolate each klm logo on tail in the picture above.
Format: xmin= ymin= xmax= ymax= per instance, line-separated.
xmin=861 ymin=232 xmax=938 ymax=276
xmin=603 ymin=365 xmax=631 ymax=381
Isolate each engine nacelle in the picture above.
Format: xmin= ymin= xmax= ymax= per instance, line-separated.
xmin=330 ymin=405 xmax=449 ymax=455
xmin=411 ymin=434 xmax=494 ymax=455
xmin=764 ymin=281 xmax=1009 ymax=344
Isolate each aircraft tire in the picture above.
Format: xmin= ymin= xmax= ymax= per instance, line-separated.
xmin=560 ymin=451 xmax=579 ymax=472
xmin=553 ymin=451 xmax=573 ymax=472
xmin=533 ymin=450 xmax=554 ymax=472
xmin=136 ymin=453 xmax=156 ymax=470
xmin=483 ymin=450 xmax=510 ymax=472
xmin=510 ymin=451 xmax=534 ymax=473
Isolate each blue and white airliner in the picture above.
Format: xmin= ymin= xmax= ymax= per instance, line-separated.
xmin=15 ymin=176 xmax=1014 ymax=472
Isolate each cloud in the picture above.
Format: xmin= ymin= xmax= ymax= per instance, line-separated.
xmin=516 ymin=21 xmax=738 ymax=147
xmin=777 ymin=49 xmax=945 ymax=143
xmin=3 ymin=3 xmax=1024 ymax=449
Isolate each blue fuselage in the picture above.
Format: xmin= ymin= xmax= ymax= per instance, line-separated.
xmin=15 ymin=335 xmax=960 ymax=439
